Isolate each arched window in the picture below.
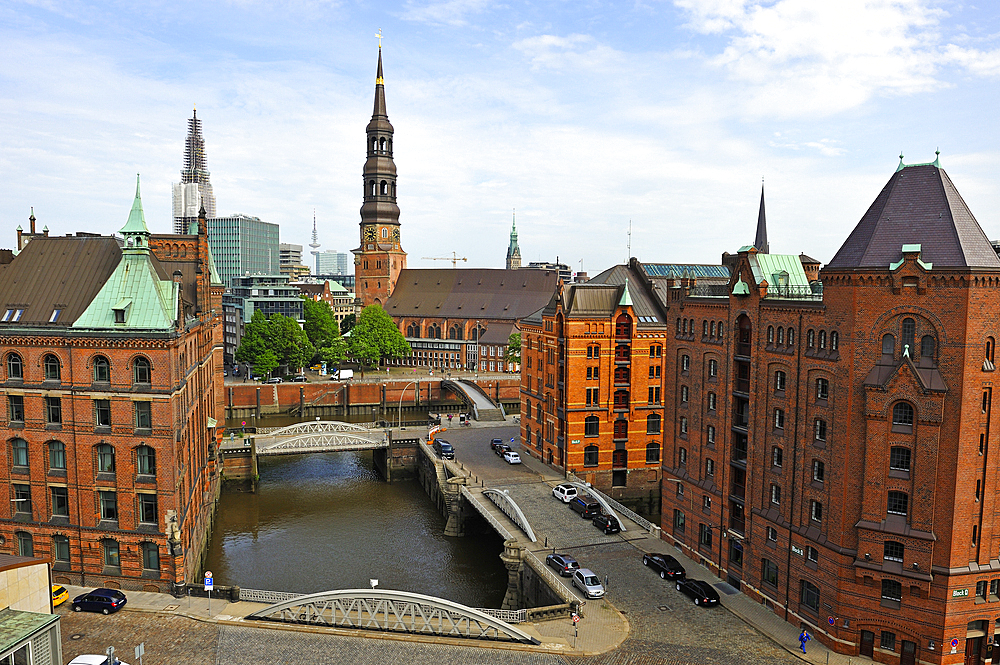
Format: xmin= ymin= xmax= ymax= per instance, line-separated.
xmin=736 ymin=314 xmax=751 ymax=355
xmin=646 ymin=442 xmax=660 ymax=464
xmin=892 ymin=402 xmax=914 ymax=428
xmin=137 ymin=445 xmax=156 ymax=475
xmin=448 ymin=324 xmax=463 ymax=340
xmin=787 ymin=328 xmax=793 ymax=345
xmin=646 ymin=413 xmax=661 ymax=434
xmin=96 ymin=443 xmax=115 ymax=473
xmin=682 ymin=319 xmax=688 ymax=334
xmin=767 ymin=326 xmax=774 ymax=344
xmin=93 ymin=355 xmax=110 ymax=382
xmin=141 ymin=542 xmax=160 ymax=571
xmin=614 ymin=366 xmax=629 ymax=383
xmin=16 ymin=531 xmax=33 ymax=557
xmin=612 ymin=449 xmax=628 ymax=468
xmin=11 ymin=438 xmax=28 ymax=467
xmin=103 ymin=539 xmax=120 ymax=568
xmin=775 ymin=327 xmax=783 ymax=345
xmin=133 ymin=357 xmax=151 ymax=384
xmin=584 ymin=445 xmax=599 ymax=467
xmin=902 ymin=317 xmax=915 ymax=356
xmin=718 ymin=321 xmax=725 ymax=337
xmin=584 ymin=415 xmax=599 ymax=437
xmin=406 ymin=323 xmax=418 ymax=337
xmin=920 ymin=335 xmax=935 ymax=359
xmin=806 ymin=329 xmax=815 ymax=348
xmin=818 ymin=330 xmax=826 ymax=349
xmin=380 ymin=180 xmax=388 ymax=195
xmin=615 ymin=314 xmax=632 ymax=339
xmin=49 ymin=441 xmax=66 ymax=470
xmin=703 ymin=321 xmax=709 ymax=336
xmin=6 ymin=352 xmax=23 ymax=380
xmin=381 ymin=227 xmax=388 ymax=238
xmin=882 ymin=333 xmax=895 ymax=357
xmin=676 ymin=318 xmax=681 ymax=334
xmin=44 ymin=354 xmax=61 ymax=381
xmin=369 ymin=180 xmax=376 ymax=196
xmin=379 ymin=137 xmax=386 ymax=151
xmin=830 ymin=331 xmax=839 ymax=351
xmin=614 ymin=418 xmax=628 ymax=438
xmin=387 ymin=138 xmax=392 ymax=152
xmin=988 ymin=337 xmax=996 ymax=363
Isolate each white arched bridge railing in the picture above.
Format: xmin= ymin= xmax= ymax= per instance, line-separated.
xmin=259 ymin=421 xmax=374 ymax=437
xmin=482 ymin=489 xmax=537 ymax=542
xmin=244 ymin=588 xmax=539 ymax=644
xmin=567 ymin=481 xmax=626 ymax=532
xmin=256 ymin=431 xmax=388 ymax=456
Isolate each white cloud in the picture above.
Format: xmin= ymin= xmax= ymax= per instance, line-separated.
xmin=401 ymin=0 xmax=492 ymax=27
xmin=673 ymin=0 xmax=1000 ymax=117
xmin=512 ymin=33 xmax=625 ymax=72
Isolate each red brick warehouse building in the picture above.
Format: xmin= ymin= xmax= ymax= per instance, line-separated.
xmin=524 ymin=156 xmax=1000 ymax=664
xmin=0 ymin=182 xmax=225 ymax=593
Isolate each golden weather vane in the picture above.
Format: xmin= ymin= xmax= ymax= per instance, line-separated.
xmin=376 ymin=28 xmax=383 ymax=48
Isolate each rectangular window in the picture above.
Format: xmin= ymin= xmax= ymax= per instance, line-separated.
xmin=99 ymin=490 xmax=118 ymax=521
xmin=673 ymin=509 xmax=686 ymax=532
xmin=679 ymin=417 xmax=688 ymax=435
xmin=880 ymin=631 xmax=896 ymax=651
xmin=766 ymin=526 xmax=778 ymax=542
xmin=770 ymin=484 xmax=781 ymax=505
xmin=772 ymin=446 xmax=783 ymax=467
xmin=887 ymin=491 xmax=909 ymax=516
xmin=699 ymin=523 xmax=712 ymax=547
xmin=816 ymin=378 xmax=829 ymax=400
xmin=806 ymin=546 xmax=818 ymax=563
xmin=95 ymin=399 xmax=111 ymax=427
xmin=702 ymin=495 xmax=711 ymax=509
xmin=708 ymin=359 xmax=718 ymax=377
xmin=51 ymin=486 xmax=69 ymax=517
xmin=45 ymin=396 xmax=62 ymax=424
xmin=801 ymin=580 xmax=820 ymax=611
xmin=681 ymin=355 xmax=690 ymax=372
xmin=135 ymin=402 xmax=152 ymax=429
xmin=810 ymin=500 xmax=823 ymax=522
xmin=762 ymin=559 xmax=779 ymax=587
xmin=889 ymin=447 xmax=911 ymax=471
xmin=774 ymin=408 xmax=784 ymax=429
xmin=8 ymin=395 xmax=24 ymax=423
xmin=138 ymin=493 xmax=158 ymax=524
xmin=812 ymin=460 xmax=825 ymax=482
xmin=53 ymin=535 xmax=70 ymax=563
xmin=142 ymin=542 xmax=160 ymax=571
xmin=649 ymin=386 xmax=661 ymax=404
xmin=814 ymin=419 xmax=826 ymax=441
xmin=775 ymin=370 xmax=786 ymax=391
xmin=680 ymin=386 xmax=689 ymax=403
xmin=707 ymin=425 xmax=716 ymax=444
xmin=884 ymin=541 xmax=904 ymax=562
xmin=13 ymin=484 xmax=31 ymax=513
xmin=707 ymin=392 xmax=717 ymax=411
xmin=706 ymin=458 xmax=715 ymax=476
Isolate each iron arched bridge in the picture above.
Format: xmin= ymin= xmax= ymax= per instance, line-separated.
xmin=255 ymin=421 xmax=387 ymax=456
xmin=245 ymin=588 xmax=539 ymax=644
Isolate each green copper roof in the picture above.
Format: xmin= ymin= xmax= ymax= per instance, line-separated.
xmin=619 ymin=278 xmax=633 ymax=307
xmin=73 ymin=251 xmax=177 ymax=330
xmin=896 ymin=150 xmax=941 ymax=172
xmin=750 ymin=254 xmax=810 ymax=287
xmin=732 ymin=276 xmax=750 ymax=296
xmin=120 ymin=174 xmax=150 ymax=235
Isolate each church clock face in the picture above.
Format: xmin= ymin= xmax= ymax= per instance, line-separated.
xmin=363 ymin=226 xmax=376 ymax=242
xmin=392 ymin=227 xmax=400 ymax=242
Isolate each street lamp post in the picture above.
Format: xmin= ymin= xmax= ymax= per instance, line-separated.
xmin=397 ymin=380 xmax=418 ymax=429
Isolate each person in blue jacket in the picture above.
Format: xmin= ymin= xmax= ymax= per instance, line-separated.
xmin=799 ymin=630 xmax=811 ymax=653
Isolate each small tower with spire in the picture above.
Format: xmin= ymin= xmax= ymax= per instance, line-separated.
xmin=754 ymin=179 xmax=769 ymax=254
xmin=506 ymin=210 xmax=521 ymax=269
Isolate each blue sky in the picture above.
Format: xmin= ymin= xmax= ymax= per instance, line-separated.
xmin=2 ymin=1 xmax=999 ymax=274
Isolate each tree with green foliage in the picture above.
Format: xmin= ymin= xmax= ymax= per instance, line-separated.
xmin=235 ymin=310 xmax=314 ymax=376
xmin=505 ymin=332 xmax=521 ymax=366
xmin=348 ymin=304 xmax=410 ymax=373
xmin=302 ymin=297 xmax=348 ymax=367
xmin=340 ymin=313 xmax=356 ymax=335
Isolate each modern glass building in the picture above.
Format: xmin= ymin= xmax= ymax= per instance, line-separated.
xmin=206 ymin=214 xmax=280 ymax=287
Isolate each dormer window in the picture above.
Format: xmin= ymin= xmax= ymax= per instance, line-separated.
xmin=113 ymin=298 xmax=132 ymax=325
xmin=49 ymin=309 xmax=61 ymax=323
xmin=114 ymin=309 xmax=126 ymax=324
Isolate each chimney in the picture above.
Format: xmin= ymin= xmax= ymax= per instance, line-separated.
xmin=29 ymin=207 xmax=36 ymax=234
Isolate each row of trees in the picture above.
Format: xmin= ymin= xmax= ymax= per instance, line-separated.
xmin=235 ymin=299 xmax=410 ymax=377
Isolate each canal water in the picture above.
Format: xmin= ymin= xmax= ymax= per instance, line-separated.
xmin=204 ymin=447 xmax=508 ymax=608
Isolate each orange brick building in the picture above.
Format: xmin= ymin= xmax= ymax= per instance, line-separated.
xmin=524 ymin=158 xmax=1000 ymax=664
xmin=0 ymin=183 xmax=225 ymax=594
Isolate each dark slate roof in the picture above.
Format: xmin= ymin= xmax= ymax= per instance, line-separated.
xmin=386 ymin=268 xmax=558 ymax=321
xmin=0 ymin=236 xmax=121 ymax=327
xmin=480 ymin=322 xmax=515 ymax=345
xmin=827 ymin=164 xmax=1000 ymax=270
xmin=583 ymin=264 xmax=667 ymax=328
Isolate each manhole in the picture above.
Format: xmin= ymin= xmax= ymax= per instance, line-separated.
xmin=70 ymin=634 xmax=84 ymax=640
xmin=657 ymin=605 xmax=671 ymax=612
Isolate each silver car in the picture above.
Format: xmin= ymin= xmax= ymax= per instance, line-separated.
xmin=572 ymin=568 xmax=605 ymax=599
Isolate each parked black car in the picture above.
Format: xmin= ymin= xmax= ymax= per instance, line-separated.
xmin=71 ymin=588 xmax=127 ymax=614
xmin=643 ymin=553 xmax=686 ymax=580
xmin=490 ymin=438 xmax=504 ymax=451
xmin=568 ymin=495 xmax=602 ymax=519
xmin=544 ymin=553 xmax=581 ymax=577
xmin=592 ymin=514 xmax=621 ymax=534
xmin=494 ymin=443 xmax=512 ymax=457
xmin=675 ymin=578 xmax=720 ymax=607
xmin=433 ymin=439 xmax=455 ymax=460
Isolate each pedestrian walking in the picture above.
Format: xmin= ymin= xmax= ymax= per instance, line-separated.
xmin=798 ymin=629 xmax=811 ymax=653
xmin=447 ymin=414 xmax=453 ymax=425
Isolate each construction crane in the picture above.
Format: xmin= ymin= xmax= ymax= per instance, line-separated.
xmin=422 ymin=252 xmax=468 ymax=268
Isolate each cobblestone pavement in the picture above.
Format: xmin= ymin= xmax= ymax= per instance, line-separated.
xmin=58 ymin=608 xmax=219 ymax=665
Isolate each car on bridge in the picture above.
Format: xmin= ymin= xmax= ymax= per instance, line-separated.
xmin=503 ymin=450 xmax=521 ymax=464
xmin=544 ymin=553 xmax=580 ymax=577
xmin=592 ymin=513 xmax=621 ymax=534
xmin=552 ymin=483 xmax=578 ymax=503
xmin=433 ymin=440 xmax=455 ymax=460
xmin=642 ymin=552 xmax=686 ymax=580
xmin=572 ymin=568 xmax=605 ymax=599
xmin=675 ymin=578 xmax=721 ymax=607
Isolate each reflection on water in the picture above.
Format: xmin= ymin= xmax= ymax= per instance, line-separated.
xmin=205 ymin=450 xmax=507 ymax=608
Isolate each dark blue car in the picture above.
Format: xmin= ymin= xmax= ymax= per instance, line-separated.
xmin=71 ymin=588 xmax=127 ymax=614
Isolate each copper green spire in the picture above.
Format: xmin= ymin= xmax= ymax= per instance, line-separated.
xmin=120 ymin=174 xmax=150 ymax=236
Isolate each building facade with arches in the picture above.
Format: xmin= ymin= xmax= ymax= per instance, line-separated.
xmin=523 ymin=160 xmax=1000 ymax=665
xmin=0 ymin=183 xmax=225 ymax=595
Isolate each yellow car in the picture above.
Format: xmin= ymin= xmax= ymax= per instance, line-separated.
xmin=51 ymin=585 xmax=69 ymax=607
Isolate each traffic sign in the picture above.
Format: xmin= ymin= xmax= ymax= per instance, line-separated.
xmin=205 ymin=570 xmax=214 ymax=590
xmin=571 ymin=613 xmax=580 ymax=623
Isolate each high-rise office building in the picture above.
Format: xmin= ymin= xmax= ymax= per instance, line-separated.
xmin=316 ymin=250 xmax=352 ymax=276
xmin=279 ymin=243 xmax=310 ymax=280
xmin=172 ymin=108 xmax=217 ymax=234
xmin=206 ymin=214 xmax=279 ymax=287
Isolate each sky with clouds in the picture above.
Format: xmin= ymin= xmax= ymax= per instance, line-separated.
xmin=2 ymin=0 xmax=999 ymax=274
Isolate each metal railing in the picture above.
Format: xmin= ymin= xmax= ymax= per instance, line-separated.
xmin=524 ymin=551 xmax=578 ymax=605
xmin=573 ymin=480 xmax=660 ymax=535
xmin=482 ymin=489 xmax=537 ymax=542
xmin=460 ymin=486 xmax=515 ymax=541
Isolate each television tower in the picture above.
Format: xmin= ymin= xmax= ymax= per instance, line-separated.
xmin=309 ymin=209 xmax=321 ymax=274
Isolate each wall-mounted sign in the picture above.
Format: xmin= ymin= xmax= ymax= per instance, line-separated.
xmin=791 ymin=545 xmax=804 ymax=556
xmin=952 ymin=588 xmax=969 ymax=598
xmin=572 ymin=440 xmax=581 ymax=444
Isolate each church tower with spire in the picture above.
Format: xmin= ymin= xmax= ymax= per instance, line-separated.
xmin=172 ymin=107 xmax=217 ymax=234
xmin=754 ymin=181 xmax=769 ymax=253
xmin=353 ymin=44 xmax=406 ymax=306
xmin=505 ymin=211 xmax=521 ymax=269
